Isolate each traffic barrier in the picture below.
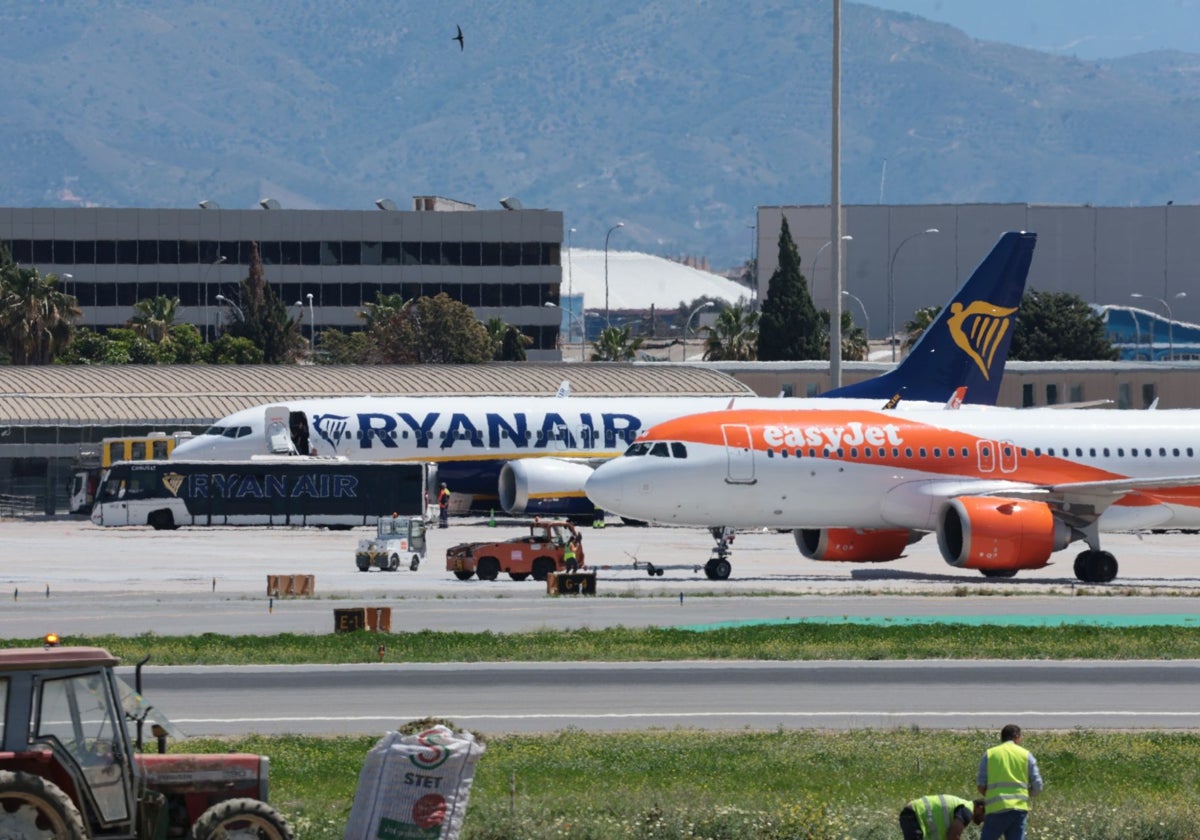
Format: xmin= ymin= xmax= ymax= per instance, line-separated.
xmin=547 ymin=571 xmax=597 ymax=596
xmin=266 ymin=574 xmax=315 ymax=597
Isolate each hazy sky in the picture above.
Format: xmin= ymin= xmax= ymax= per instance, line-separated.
xmin=865 ymin=0 xmax=1200 ymax=59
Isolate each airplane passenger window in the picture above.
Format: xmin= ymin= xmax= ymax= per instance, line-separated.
xmin=836 ymin=449 xmax=844 ymax=458
xmin=1089 ymin=448 xmax=1096 ymax=457
xmin=781 ymin=449 xmax=789 ymax=459
xmin=1117 ymin=448 xmax=1124 ymax=457
xmin=794 ymin=450 xmax=803 ymax=458
xmin=933 ymin=448 xmax=940 ymax=458
xmin=904 ymin=448 xmax=913 ymax=458
xmin=1103 ymin=448 xmax=1110 ymax=456
xmin=892 ymin=448 xmax=899 ymax=458
xmin=1160 ymin=448 xmax=1167 ymax=457
xmin=1174 ymin=448 xmax=1181 ymax=457
xmin=1047 ymin=448 xmax=1054 ymax=456
xmin=919 ymin=448 xmax=927 ymax=458
xmin=1188 ymin=448 xmax=1194 ymax=457
xmin=961 ymin=448 xmax=969 ymax=457
xmin=877 ymin=448 xmax=885 ymax=458
xmin=849 ymin=448 xmax=858 ymax=458
xmin=1075 ymin=448 xmax=1082 ymax=457
xmin=670 ymin=443 xmax=687 ymax=458
xmin=1034 ymin=448 xmax=1041 ymax=456
xmin=1130 ymin=448 xmax=1138 ymax=456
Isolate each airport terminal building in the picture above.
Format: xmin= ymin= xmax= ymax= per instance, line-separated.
xmin=0 ymin=197 xmax=565 ymax=360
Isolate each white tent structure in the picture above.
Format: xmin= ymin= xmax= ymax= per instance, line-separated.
xmin=561 ymin=249 xmax=751 ymax=312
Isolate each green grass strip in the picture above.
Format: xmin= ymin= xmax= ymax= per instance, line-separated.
xmin=10 ymin=622 xmax=1200 ymax=665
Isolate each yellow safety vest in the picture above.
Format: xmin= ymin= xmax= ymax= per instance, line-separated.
xmin=564 ymin=544 xmax=577 ymax=562
xmin=908 ymin=794 xmax=972 ymax=840
xmin=984 ymin=741 xmax=1032 ymax=814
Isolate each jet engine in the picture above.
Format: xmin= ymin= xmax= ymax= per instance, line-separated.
xmin=794 ymin=527 xmax=918 ymax=563
xmin=937 ymin=496 xmax=1072 ymax=573
xmin=498 ymin=458 xmax=597 ymax=516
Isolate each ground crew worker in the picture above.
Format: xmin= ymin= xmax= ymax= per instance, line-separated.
xmin=564 ymin=535 xmax=579 ymax=573
xmin=899 ymin=795 xmax=984 ymax=840
xmin=977 ymin=724 xmax=1043 ymax=840
xmin=437 ymin=482 xmax=450 ymax=528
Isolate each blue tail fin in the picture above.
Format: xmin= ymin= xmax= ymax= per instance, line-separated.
xmin=825 ymin=230 xmax=1036 ymax=405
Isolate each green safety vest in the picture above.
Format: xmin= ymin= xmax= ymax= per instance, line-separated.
xmin=564 ymin=544 xmax=577 ymax=562
xmin=983 ymin=741 xmax=1032 ymax=814
xmin=907 ymin=794 xmax=972 ymax=840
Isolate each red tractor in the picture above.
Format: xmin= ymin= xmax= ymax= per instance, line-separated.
xmin=0 ymin=643 xmax=292 ymax=839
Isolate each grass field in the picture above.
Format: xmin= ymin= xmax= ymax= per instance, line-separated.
xmin=15 ymin=622 xmax=1200 ymax=664
xmin=188 ymin=729 xmax=1200 ymax=839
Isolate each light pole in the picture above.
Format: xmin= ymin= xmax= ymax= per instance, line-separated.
xmin=203 ymin=255 xmax=226 ymax=341
xmin=842 ymin=290 xmax=869 ymax=341
xmin=545 ymin=302 xmax=585 ymax=362
xmin=306 ymin=292 xmax=315 ymax=343
xmin=567 ymin=227 xmax=576 ymax=340
xmin=811 ymin=235 xmax=852 ymax=288
xmin=215 ymin=294 xmax=244 ymax=324
xmin=888 ymin=228 xmax=939 ymax=361
xmin=604 ymin=222 xmax=624 ymax=327
xmin=1130 ymin=291 xmax=1186 ymax=360
xmin=680 ymin=301 xmax=715 ymax=362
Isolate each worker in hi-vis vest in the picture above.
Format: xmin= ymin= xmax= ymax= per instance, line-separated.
xmin=899 ymin=794 xmax=984 ymax=840
xmin=976 ymin=724 xmax=1043 ymax=840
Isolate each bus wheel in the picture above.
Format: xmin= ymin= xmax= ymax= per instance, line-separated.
xmin=148 ymin=510 xmax=176 ymax=531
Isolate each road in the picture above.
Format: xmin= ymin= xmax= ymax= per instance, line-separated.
xmin=124 ymin=660 xmax=1200 ymax=736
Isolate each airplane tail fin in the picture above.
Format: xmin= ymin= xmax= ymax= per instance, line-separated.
xmin=824 ymin=230 xmax=1036 ymax=406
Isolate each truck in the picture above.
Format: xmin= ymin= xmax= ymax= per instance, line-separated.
xmin=0 ymin=640 xmax=292 ymax=839
xmin=446 ymin=519 xmax=584 ymax=581
xmin=356 ymin=514 xmax=427 ymax=571
xmin=68 ymin=432 xmax=193 ymax=515
xmin=90 ymin=458 xmax=425 ymax=530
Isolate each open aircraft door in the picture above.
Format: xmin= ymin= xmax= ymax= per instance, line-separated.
xmin=721 ymin=423 xmax=756 ymax=484
xmin=264 ymin=405 xmax=297 ymax=454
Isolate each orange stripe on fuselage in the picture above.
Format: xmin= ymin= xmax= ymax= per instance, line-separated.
xmin=644 ymin=408 xmax=1123 ymax=487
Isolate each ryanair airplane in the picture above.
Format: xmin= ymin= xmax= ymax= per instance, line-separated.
xmin=171 ymin=232 xmax=1036 ymax=520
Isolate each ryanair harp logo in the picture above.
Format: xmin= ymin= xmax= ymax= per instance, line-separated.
xmin=162 ymin=472 xmax=185 ymax=497
xmin=948 ymin=300 xmax=1017 ymax=379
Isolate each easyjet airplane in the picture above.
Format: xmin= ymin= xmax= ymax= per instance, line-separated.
xmin=170 ymin=232 xmax=1036 ymax=519
xmin=583 ymin=405 xmax=1200 ymax=583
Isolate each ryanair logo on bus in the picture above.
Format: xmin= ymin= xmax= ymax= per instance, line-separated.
xmin=162 ymin=472 xmax=186 ymax=497
xmin=947 ymin=300 xmax=1017 ymax=379
xmin=313 ymin=411 xmax=643 ymax=453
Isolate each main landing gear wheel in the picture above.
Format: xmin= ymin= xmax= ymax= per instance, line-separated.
xmin=0 ymin=770 xmax=87 ymax=840
xmin=704 ymin=557 xmax=731 ymax=580
xmin=1074 ymin=549 xmax=1118 ymax=583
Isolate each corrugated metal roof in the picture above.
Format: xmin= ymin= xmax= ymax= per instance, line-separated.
xmin=0 ymin=363 xmax=753 ymax=425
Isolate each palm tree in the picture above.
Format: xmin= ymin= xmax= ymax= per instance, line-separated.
xmin=822 ymin=310 xmax=869 ymax=361
xmin=702 ymin=305 xmax=759 ymax=361
xmin=128 ymin=295 xmax=180 ymax=344
xmin=0 ymin=262 xmax=80 ymax=364
xmin=591 ymin=325 xmax=643 ymax=361
xmin=903 ymin=305 xmax=943 ymax=355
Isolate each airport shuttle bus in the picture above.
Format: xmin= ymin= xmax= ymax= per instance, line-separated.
xmin=90 ymin=458 xmax=426 ymax=529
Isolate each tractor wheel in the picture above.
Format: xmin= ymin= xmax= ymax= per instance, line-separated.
xmin=476 ymin=556 xmax=501 ymax=581
xmin=531 ymin=556 xmax=556 ymax=581
xmin=356 ymin=556 xmax=370 ymax=572
xmin=190 ymin=797 xmax=293 ymax=840
xmin=453 ymin=570 xmax=475 ymax=581
xmin=387 ymin=553 xmax=401 ymax=572
xmin=509 ymin=572 xmax=529 ymax=581
xmin=0 ymin=770 xmax=87 ymax=840
xmin=410 ymin=555 xmax=420 ymax=571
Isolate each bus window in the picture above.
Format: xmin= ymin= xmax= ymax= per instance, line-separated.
xmin=152 ymin=439 xmax=170 ymax=459
xmin=131 ymin=441 xmax=148 ymax=461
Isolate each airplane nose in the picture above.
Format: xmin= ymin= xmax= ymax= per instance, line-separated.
xmin=584 ymin=462 xmax=626 ymax=514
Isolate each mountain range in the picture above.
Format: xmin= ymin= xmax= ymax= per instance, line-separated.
xmin=2 ymin=0 xmax=1198 ymax=268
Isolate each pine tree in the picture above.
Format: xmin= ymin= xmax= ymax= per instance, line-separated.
xmin=226 ymin=242 xmax=304 ymax=363
xmin=756 ymin=217 xmax=823 ymax=360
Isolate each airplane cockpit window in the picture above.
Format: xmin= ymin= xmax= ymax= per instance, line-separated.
xmin=203 ymin=426 xmax=226 ymax=437
xmin=624 ymin=442 xmax=650 ymax=457
xmin=670 ymin=442 xmax=687 ymax=458
xmin=650 ymin=442 xmax=670 ymax=457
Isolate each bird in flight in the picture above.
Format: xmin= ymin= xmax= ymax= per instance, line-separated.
xmin=454 ymin=25 xmax=464 ymax=51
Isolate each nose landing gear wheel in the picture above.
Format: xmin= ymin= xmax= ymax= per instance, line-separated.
xmin=704 ymin=558 xmax=731 ymax=580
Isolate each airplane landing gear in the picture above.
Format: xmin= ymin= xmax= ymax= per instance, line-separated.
xmin=1073 ymin=549 xmax=1118 ymax=583
xmin=703 ymin=527 xmax=735 ymax=580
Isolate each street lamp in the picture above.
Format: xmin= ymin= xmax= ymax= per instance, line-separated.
xmin=1130 ymin=291 xmax=1186 ymax=360
xmin=203 ymin=255 xmax=227 ymax=341
xmin=604 ymin=222 xmax=624 ymax=327
xmin=545 ymin=301 xmax=586 ymax=362
xmin=888 ymin=228 xmax=939 ymax=361
xmin=215 ymin=294 xmax=244 ymax=323
xmin=680 ymin=301 xmax=715 ymax=362
xmin=842 ymin=290 xmax=869 ymax=340
xmin=811 ymin=235 xmax=853 ymax=287
xmin=567 ymin=226 xmax=577 ymax=340
xmin=306 ymin=292 xmax=315 ymax=342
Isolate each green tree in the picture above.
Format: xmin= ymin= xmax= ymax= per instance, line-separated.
xmin=225 ymin=242 xmax=304 ymax=363
xmin=0 ymin=249 xmax=80 ymax=365
xmin=59 ymin=328 xmax=130 ymax=365
xmin=315 ymin=329 xmax=374 ymax=365
xmin=903 ymin=306 xmax=942 ymax=354
xmin=702 ymin=305 xmax=759 ymax=361
xmin=757 ymin=217 xmax=823 ymax=360
xmin=591 ymin=324 xmax=644 ymax=361
xmin=128 ymin=295 xmax=179 ymax=344
xmin=370 ymin=293 xmax=493 ymax=364
xmin=1009 ymin=290 xmax=1119 ymax=361
xmin=822 ymin=309 xmax=869 ymax=361
xmin=208 ymin=333 xmax=265 ymax=364
xmin=498 ymin=325 xmax=529 ymax=362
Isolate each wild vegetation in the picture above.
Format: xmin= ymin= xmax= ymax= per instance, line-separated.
xmin=197 ymin=729 xmax=1200 ymax=840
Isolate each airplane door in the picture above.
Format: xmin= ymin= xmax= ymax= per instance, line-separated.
xmin=721 ymin=424 xmax=756 ymax=484
xmin=264 ymin=405 xmax=295 ymax=454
